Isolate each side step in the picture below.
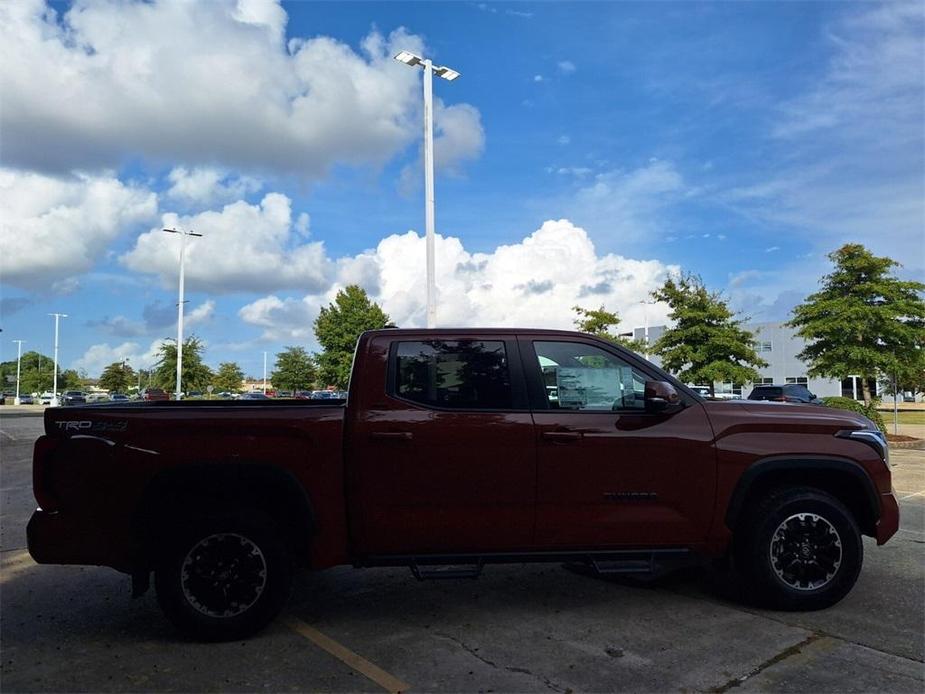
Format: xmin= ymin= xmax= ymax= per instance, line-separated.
xmin=410 ymin=560 xmax=484 ymax=581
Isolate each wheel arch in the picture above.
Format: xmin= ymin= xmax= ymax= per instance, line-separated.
xmin=133 ymin=462 xmax=316 ymax=569
xmin=725 ymin=456 xmax=880 ymax=538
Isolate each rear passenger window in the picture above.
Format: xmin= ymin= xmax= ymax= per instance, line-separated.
xmin=394 ymin=341 xmax=513 ymax=410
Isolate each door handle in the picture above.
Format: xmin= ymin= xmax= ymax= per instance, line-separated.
xmin=370 ymin=431 xmax=413 ymax=442
xmin=542 ymin=431 xmax=582 ymax=443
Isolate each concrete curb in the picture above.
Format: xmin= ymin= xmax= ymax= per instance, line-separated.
xmin=0 ymin=410 xmax=45 ymax=418
xmin=889 ymin=439 xmax=925 ymax=450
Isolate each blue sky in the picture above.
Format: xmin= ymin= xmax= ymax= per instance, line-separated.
xmin=1 ymin=0 xmax=922 ymax=378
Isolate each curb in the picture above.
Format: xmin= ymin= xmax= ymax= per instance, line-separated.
xmin=889 ymin=440 xmax=925 ymax=450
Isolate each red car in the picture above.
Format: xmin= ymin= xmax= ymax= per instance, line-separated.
xmin=29 ymin=328 xmax=898 ymax=641
xmin=139 ymin=387 xmax=169 ymax=401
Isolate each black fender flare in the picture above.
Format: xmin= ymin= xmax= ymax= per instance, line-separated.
xmin=724 ymin=455 xmax=880 ymax=531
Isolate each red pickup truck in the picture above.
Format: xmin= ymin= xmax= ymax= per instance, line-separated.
xmin=28 ymin=329 xmax=899 ymax=640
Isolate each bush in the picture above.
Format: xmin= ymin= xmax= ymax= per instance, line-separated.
xmin=820 ymin=396 xmax=886 ymax=432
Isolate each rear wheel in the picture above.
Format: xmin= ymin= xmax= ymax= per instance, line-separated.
xmin=736 ymin=487 xmax=862 ymax=610
xmin=155 ymin=514 xmax=293 ymax=641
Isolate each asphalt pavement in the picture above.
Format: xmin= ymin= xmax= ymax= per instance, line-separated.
xmin=1 ymin=414 xmax=922 ymax=693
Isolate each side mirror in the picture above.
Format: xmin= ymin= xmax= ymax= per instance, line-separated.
xmin=644 ymin=381 xmax=682 ymax=413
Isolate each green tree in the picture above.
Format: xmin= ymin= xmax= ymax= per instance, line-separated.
xmin=651 ymin=274 xmax=767 ymax=397
xmin=0 ymin=350 xmax=72 ymax=395
xmin=314 ymin=285 xmax=391 ymax=388
xmin=98 ymin=361 xmax=136 ymax=393
xmin=271 ymin=347 xmax=317 ymax=391
xmin=212 ymin=362 xmax=245 ymax=394
xmin=152 ymin=336 xmax=214 ymax=392
xmin=788 ymin=244 xmax=925 ymax=404
xmin=572 ymin=305 xmax=645 ymax=351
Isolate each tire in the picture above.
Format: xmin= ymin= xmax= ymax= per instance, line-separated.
xmin=735 ymin=487 xmax=863 ymax=611
xmin=155 ymin=513 xmax=293 ymax=641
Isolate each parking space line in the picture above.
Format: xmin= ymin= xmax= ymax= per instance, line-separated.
xmin=0 ymin=549 xmax=35 ymax=583
xmin=898 ymin=490 xmax=925 ymax=500
xmin=284 ymin=616 xmax=411 ymax=693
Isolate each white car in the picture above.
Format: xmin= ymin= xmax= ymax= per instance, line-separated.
xmin=39 ymin=392 xmax=56 ymax=405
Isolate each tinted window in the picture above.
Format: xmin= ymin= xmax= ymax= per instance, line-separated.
xmin=395 ymin=340 xmax=512 ymax=410
xmin=532 ymin=341 xmax=646 ymax=411
xmin=749 ymin=386 xmax=783 ymax=399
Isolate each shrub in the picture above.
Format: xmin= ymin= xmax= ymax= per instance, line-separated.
xmin=820 ymin=396 xmax=886 ymax=432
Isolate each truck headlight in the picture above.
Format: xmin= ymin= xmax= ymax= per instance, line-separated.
xmin=836 ymin=428 xmax=889 ymax=467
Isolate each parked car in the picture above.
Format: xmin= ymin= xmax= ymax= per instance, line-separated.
xmin=60 ymin=391 xmax=87 ymax=406
xmin=109 ymin=393 xmax=130 ymax=402
xmin=28 ymin=328 xmax=898 ymax=642
xmin=276 ymin=390 xmax=293 ymax=398
xmin=690 ymin=385 xmax=712 ymax=398
xmin=240 ymin=391 xmax=270 ymax=400
xmin=18 ymin=394 xmax=35 ymax=405
xmin=39 ymin=392 xmax=56 ymax=406
xmin=748 ymin=384 xmax=818 ymax=404
xmin=139 ymin=388 xmax=169 ymax=402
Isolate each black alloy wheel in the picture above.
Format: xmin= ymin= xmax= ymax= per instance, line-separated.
xmin=155 ymin=514 xmax=293 ymax=641
xmin=736 ymin=487 xmax=862 ymax=610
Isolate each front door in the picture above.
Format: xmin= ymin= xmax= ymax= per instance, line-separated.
xmin=522 ymin=337 xmax=717 ymax=548
xmin=348 ymin=335 xmax=536 ymax=556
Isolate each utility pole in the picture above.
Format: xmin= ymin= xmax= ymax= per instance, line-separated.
xmin=263 ymin=351 xmax=268 ymax=394
xmin=12 ymin=340 xmax=25 ymax=405
xmin=49 ymin=313 xmax=67 ymax=407
xmin=163 ymin=227 xmax=203 ymax=400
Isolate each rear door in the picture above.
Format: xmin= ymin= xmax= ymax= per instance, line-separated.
xmin=347 ymin=334 xmax=536 ymax=555
xmin=522 ymin=337 xmax=717 ymax=548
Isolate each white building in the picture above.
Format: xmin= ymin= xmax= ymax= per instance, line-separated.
xmin=632 ymin=321 xmax=876 ymax=401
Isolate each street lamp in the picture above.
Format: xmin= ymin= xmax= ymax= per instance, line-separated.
xmin=394 ymin=49 xmax=460 ymax=328
xmin=49 ymin=313 xmax=67 ymax=406
xmin=12 ymin=339 xmax=25 ymax=405
xmin=163 ymin=227 xmax=203 ymax=400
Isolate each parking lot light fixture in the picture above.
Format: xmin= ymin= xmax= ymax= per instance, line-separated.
xmin=49 ymin=313 xmax=67 ymax=407
xmin=163 ymin=227 xmax=203 ymax=401
xmin=394 ymin=49 xmax=460 ymax=328
xmin=12 ymin=339 xmax=25 ymax=405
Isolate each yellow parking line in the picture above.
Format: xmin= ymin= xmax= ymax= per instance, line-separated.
xmin=0 ymin=549 xmax=36 ymax=582
xmin=284 ymin=616 xmax=411 ymax=693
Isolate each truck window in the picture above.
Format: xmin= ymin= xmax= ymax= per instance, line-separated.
xmin=532 ymin=341 xmax=646 ymax=411
xmin=394 ymin=340 xmax=513 ymax=410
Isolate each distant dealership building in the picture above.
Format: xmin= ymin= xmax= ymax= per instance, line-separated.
xmin=631 ymin=321 xmax=876 ymax=401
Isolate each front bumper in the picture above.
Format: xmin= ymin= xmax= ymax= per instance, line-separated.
xmin=27 ymin=508 xmax=130 ymax=572
xmin=875 ymin=492 xmax=900 ymax=545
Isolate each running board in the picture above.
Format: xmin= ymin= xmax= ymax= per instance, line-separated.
xmin=358 ymin=549 xmax=692 ymax=580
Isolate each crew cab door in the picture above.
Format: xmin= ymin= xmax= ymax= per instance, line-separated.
xmin=521 ymin=337 xmax=716 ymax=547
xmin=346 ymin=335 xmax=535 ymax=555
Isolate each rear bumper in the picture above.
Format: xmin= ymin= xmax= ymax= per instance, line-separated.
xmin=27 ymin=509 xmax=130 ymax=572
xmin=875 ymin=492 xmax=900 ymax=545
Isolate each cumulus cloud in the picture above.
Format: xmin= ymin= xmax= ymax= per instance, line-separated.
xmin=71 ymin=339 xmax=164 ymax=376
xmin=166 ymin=167 xmax=262 ymax=206
xmin=0 ymin=169 xmax=157 ymax=289
xmin=0 ymin=1 xmax=484 ymax=177
xmin=122 ymin=193 xmax=331 ymax=294
xmin=239 ymin=219 xmax=678 ymax=342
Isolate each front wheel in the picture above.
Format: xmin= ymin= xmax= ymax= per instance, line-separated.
xmin=155 ymin=514 xmax=293 ymax=641
xmin=736 ymin=488 xmax=863 ymax=610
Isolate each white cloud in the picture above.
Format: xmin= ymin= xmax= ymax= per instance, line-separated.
xmin=557 ymin=135 xmax=571 ymax=146
xmin=558 ymin=161 xmax=688 ymax=248
xmin=186 ymin=299 xmax=216 ymax=328
xmin=0 ymin=168 xmax=157 ymax=289
xmin=239 ymin=219 xmax=679 ymax=342
xmin=557 ymin=60 xmax=576 ymax=75
xmin=122 ymin=193 xmax=331 ymax=294
xmin=166 ymin=167 xmax=262 ymax=206
xmin=71 ymin=339 xmax=163 ymax=376
xmin=0 ymin=1 xmax=484 ymax=177
xmin=534 ymin=74 xmax=544 ymax=82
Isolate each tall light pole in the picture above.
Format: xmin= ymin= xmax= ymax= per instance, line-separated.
xmin=12 ymin=340 xmax=25 ymax=405
xmin=262 ymin=351 xmax=268 ymax=395
xmin=394 ymin=50 xmax=460 ymax=329
xmin=49 ymin=313 xmax=67 ymax=407
xmin=640 ymin=299 xmax=657 ymax=359
xmin=163 ymin=227 xmax=203 ymax=400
